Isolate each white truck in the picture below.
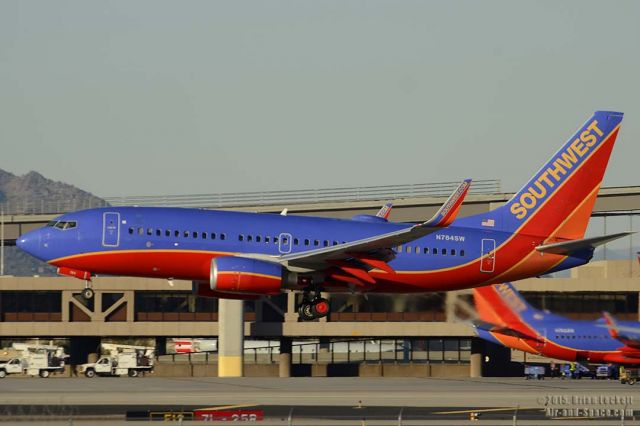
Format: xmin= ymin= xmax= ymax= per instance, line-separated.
xmin=78 ymin=344 xmax=154 ymax=378
xmin=0 ymin=343 xmax=68 ymax=378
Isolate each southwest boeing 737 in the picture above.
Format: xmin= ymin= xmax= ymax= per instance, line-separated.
xmin=474 ymin=282 xmax=640 ymax=365
xmin=17 ymin=111 xmax=628 ymax=320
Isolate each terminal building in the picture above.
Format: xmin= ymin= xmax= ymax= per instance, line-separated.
xmin=0 ymin=181 xmax=639 ymax=377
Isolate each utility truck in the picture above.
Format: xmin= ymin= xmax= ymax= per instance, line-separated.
xmin=78 ymin=343 xmax=154 ymax=378
xmin=0 ymin=343 xmax=68 ymax=378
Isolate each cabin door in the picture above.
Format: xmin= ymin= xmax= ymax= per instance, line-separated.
xmin=480 ymin=238 xmax=495 ymax=273
xmin=102 ymin=212 xmax=120 ymax=247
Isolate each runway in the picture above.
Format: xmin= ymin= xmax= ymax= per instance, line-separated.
xmin=1 ymin=376 xmax=638 ymax=424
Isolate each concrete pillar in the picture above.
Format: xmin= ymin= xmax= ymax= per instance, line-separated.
xmin=470 ymin=338 xmax=482 ymax=378
xmin=279 ymin=337 xmax=292 ymax=378
xmin=218 ymin=299 xmax=244 ymax=377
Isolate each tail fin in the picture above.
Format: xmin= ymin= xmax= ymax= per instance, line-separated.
xmin=473 ymin=282 xmax=543 ymax=327
xmin=479 ymin=111 xmax=623 ymax=240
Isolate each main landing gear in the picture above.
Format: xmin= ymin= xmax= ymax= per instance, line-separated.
xmin=298 ymin=289 xmax=330 ymax=321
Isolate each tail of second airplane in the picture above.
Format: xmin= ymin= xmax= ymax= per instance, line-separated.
xmin=473 ymin=282 xmax=556 ymax=329
xmin=471 ymin=111 xmax=623 ymax=241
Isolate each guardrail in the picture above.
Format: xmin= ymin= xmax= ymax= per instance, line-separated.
xmin=0 ymin=180 xmax=501 ymax=215
xmin=104 ymin=179 xmax=502 ymax=209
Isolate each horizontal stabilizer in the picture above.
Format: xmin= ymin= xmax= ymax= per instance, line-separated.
xmin=473 ymin=320 xmax=542 ymax=342
xmin=535 ymin=232 xmax=633 ymax=255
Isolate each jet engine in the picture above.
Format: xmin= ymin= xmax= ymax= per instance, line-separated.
xmin=210 ymin=256 xmax=283 ymax=295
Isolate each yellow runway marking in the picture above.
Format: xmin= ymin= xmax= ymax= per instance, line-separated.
xmin=434 ymin=407 xmax=538 ymax=415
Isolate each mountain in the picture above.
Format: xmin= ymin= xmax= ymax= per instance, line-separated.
xmin=0 ymin=168 xmax=108 ymax=276
xmin=0 ymin=169 xmax=107 ymax=214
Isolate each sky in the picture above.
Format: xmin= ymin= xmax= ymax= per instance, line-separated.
xmin=1 ymin=0 xmax=639 ymax=198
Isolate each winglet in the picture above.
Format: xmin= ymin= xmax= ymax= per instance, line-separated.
xmin=602 ymin=311 xmax=620 ymax=340
xmin=423 ymin=179 xmax=472 ymax=227
xmin=375 ymin=203 xmax=393 ymax=220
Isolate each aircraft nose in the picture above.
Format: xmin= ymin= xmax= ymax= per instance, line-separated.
xmin=17 ymin=229 xmax=43 ymax=259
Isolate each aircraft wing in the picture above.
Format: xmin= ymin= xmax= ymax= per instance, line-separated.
xmin=535 ymin=232 xmax=633 ymax=255
xmin=602 ymin=311 xmax=640 ymax=350
xmin=277 ymin=179 xmax=471 ymax=269
xmin=473 ymin=319 xmax=543 ymax=343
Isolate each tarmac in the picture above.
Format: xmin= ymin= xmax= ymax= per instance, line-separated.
xmin=0 ymin=376 xmax=639 ymax=424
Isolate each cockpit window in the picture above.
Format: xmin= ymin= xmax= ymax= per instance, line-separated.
xmin=46 ymin=220 xmax=58 ymax=227
xmin=54 ymin=221 xmax=77 ymax=230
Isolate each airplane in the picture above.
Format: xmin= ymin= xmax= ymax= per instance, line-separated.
xmin=473 ymin=282 xmax=640 ymax=365
xmin=17 ymin=111 xmax=629 ymax=321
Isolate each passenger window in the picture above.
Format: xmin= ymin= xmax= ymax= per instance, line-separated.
xmin=265 ymin=236 xmax=270 ymax=243
xmin=451 ymin=249 xmax=456 ymax=256
xmin=202 ymin=232 xmax=207 ymax=239
xmin=304 ymin=239 xmax=310 ymax=246
xmin=220 ymin=233 xmax=226 ymax=240
xmin=183 ymin=231 xmax=189 ymax=238
xmin=247 ymin=235 xmax=253 ymax=242
xmin=433 ymin=248 xmax=437 ymax=255
xmin=314 ymin=240 xmax=319 ymax=246
xmin=256 ymin=236 xmax=261 ymax=243
xmin=138 ymin=227 xmax=144 ymax=236
xmin=165 ymin=230 xmax=171 ymax=237
xmin=460 ymin=250 xmax=465 ymax=256
xmin=273 ymin=237 xmax=279 ymax=244
xmin=282 ymin=237 xmax=288 ymax=244
xmin=397 ymin=245 xmax=403 ymax=252
xmin=423 ymin=248 xmax=429 ymax=254
xmin=147 ymin=228 xmax=153 ymax=236
xmin=156 ymin=229 xmax=161 ymax=237
xmin=174 ymin=230 xmax=180 ymax=237
xmin=324 ymin=240 xmax=329 ymax=247
xmin=239 ymin=235 xmax=244 ymax=241
xmin=211 ymin=233 xmax=216 ymax=240
xmin=333 ymin=241 xmax=339 ymax=246
xmin=406 ymin=246 xmax=412 ymax=253
xmin=193 ymin=231 xmax=198 ymax=239
xmin=128 ymin=227 xmax=134 ymax=235
xmin=441 ymin=248 xmax=447 ymax=255
xmin=294 ymin=238 xmax=299 ymax=245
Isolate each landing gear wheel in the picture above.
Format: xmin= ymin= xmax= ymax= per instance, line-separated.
xmin=39 ymin=370 xmax=50 ymax=378
xmin=82 ymin=288 xmax=94 ymax=300
xmin=298 ymin=302 xmax=316 ymax=321
xmin=311 ymin=298 xmax=330 ymax=319
xmin=128 ymin=369 xmax=139 ymax=378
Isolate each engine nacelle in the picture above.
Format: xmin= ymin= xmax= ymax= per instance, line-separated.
xmin=211 ymin=257 xmax=283 ymax=295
